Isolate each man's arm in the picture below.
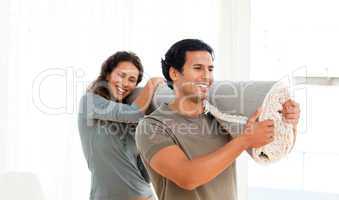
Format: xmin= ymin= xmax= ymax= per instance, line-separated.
xmin=150 ymin=136 xmax=248 ymax=190
xmin=149 ymin=111 xmax=274 ymax=190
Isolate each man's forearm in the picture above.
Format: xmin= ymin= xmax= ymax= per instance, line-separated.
xmin=179 ymin=136 xmax=249 ymax=190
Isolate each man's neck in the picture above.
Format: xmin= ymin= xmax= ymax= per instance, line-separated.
xmin=170 ymin=96 xmax=205 ymax=118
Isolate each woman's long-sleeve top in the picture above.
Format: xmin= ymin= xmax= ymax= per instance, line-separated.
xmin=78 ymin=92 xmax=153 ymax=200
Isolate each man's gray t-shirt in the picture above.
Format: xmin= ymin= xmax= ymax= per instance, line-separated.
xmin=136 ymin=103 xmax=238 ymax=200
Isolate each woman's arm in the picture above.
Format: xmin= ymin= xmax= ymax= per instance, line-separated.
xmin=83 ymin=93 xmax=142 ymax=123
xmin=132 ymin=78 xmax=164 ymax=113
xmin=83 ymin=78 xmax=164 ymax=123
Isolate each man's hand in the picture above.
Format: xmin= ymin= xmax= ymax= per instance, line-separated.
xmin=281 ymin=99 xmax=300 ymax=127
xmin=242 ymin=109 xmax=275 ymax=149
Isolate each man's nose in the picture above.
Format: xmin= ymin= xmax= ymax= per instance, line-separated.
xmin=202 ymin=68 xmax=212 ymax=80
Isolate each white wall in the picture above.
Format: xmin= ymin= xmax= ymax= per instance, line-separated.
xmin=217 ymin=0 xmax=250 ymax=81
xmin=0 ymin=0 xmax=9 ymax=172
xmin=218 ymin=1 xmax=251 ymax=200
xmin=249 ymin=1 xmax=339 ymax=199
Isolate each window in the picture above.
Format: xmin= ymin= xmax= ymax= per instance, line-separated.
xmin=249 ymin=0 xmax=339 ymax=199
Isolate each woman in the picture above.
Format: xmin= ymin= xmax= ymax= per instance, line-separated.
xmin=78 ymin=51 xmax=163 ymax=200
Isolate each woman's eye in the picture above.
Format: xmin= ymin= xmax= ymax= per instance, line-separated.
xmin=129 ymin=79 xmax=137 ymax=83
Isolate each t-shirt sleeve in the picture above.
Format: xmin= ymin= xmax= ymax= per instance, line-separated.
xmin=135 ymin=117 xmax=177 ymax=163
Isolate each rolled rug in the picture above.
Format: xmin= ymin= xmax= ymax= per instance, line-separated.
xmin=254 ymin=81 xmax=295 ymax=163
xmin=127 ymin=81 xmax=295 ymax=163
xmin=205 ymin=81 xmax=296 ymax=164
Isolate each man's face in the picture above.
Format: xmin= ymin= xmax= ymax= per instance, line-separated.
xmin=174 ymin=50 xmax=214 ymax=102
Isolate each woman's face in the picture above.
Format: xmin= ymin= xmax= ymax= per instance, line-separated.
xmin=107 ymin=61 xmax=140 ymax=101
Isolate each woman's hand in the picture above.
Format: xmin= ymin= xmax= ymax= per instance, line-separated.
xmin=146 ymin=77 xmax=166 ymax=90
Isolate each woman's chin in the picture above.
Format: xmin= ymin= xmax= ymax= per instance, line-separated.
xmin=115 ymin=93 xmax=132 ymax=102
xmin=112 ymin=93 xmax=124 ymax=101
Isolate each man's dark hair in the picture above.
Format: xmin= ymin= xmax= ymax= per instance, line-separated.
xmin=161 ymin=39 xmax=214 ymax=89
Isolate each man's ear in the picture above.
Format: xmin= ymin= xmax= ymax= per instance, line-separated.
xmin=169 ymin=67 xmax=180 ymax=81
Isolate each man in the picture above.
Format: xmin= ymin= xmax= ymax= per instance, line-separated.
xmin=136 ymin=39 xmax=300 ymax=200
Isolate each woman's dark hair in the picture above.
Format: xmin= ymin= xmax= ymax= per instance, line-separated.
xmin=88 ymin=51 xmax=143 ymax=100
xmin=161 ymin=39 xmax=214 ymax=89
